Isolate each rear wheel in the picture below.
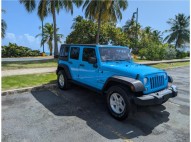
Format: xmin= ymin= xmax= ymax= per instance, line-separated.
xmin=106 ymin=86 xmax=132 ymax=120
xmin=57 ymin=70 xmax=70 ymax=90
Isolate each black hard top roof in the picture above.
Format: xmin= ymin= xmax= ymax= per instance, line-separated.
xmin=61 ymin=44 xmax=97 ymax=47
xmin=61 ymin=44 xmax=128 ymax=48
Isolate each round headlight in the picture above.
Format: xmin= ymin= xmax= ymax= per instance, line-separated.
xmin=143 ymin=78 xmax=148 ymax=85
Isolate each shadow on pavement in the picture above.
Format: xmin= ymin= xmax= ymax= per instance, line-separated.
xmin=31 ymin=85 xmax=170 ymax=140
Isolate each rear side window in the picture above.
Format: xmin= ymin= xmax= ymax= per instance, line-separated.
xmin=70 ymin=47 xmax=80 ymax=60
xmin=59 ymin=45 xmax=69 ymax=61
xmin=82 ymin=48 xmax=96 ymax=62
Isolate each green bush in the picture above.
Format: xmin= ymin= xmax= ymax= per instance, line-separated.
xmin=164 ymin=47 xmax=177 ymax=60
xmin=176 ymin=51 xmax=187 ymax=59
xmin=2 ymin=43 xmax=40 ymax=57
xmin=139 ymin=44 xmax=166 ymax=60
xmin=187 ymin=52 xmax=190 ymax=57
xmin=139 ymin=43 xmax=181 ymax=60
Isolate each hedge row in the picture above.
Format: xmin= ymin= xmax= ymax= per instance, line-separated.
xmin=2 ymin=43 xmax=40 ymax=57
xmin=138 ymin=43 xmax=189 ymax=60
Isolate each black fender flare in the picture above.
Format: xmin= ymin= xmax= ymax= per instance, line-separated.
xmin=168 ymin=75 xmax=173 ymax=83
xmin=56 ymin=64 xmax=72 ymax=80
xmin=102 ymin=76 xmax=145 ymax=93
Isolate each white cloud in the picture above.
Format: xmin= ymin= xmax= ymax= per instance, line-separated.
xmin=2 ymin=33 xmax=43 ymax=52
xmin=2 ymin=33 xmax=61 ymax=53
xmin=6 ymin=33 xmax=16 ymax=42
xmin=18 ymin=35 xmax=23 ymax=40
xmin=24 ymin=34 xmax=36 ymax=43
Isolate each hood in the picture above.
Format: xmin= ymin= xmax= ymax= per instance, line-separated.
xmin=101 ymin=61 xmax=165 ymax=78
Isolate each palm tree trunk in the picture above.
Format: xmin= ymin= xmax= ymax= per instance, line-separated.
xmin=96 ymin=11 xmax=102 ymax=44
xmin=51 ymin=1 xmax=58 ymax=58
xmin=50 ymin=43 xmax=53 ymax=56
xmin=48 ymin=40 xmax=53 ymax=56
xmin=175 ymin=37 xmax=179 ymax=48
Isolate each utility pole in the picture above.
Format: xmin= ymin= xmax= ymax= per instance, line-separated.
xmin=42 ymin=20 xmax=44 ymax=53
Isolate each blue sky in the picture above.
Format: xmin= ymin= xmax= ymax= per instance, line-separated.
xmin=2 ymin=0 xmax=190 ymax=52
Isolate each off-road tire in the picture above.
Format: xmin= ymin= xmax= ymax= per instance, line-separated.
xmin=106 ymin=85 xmax=132 ymax=121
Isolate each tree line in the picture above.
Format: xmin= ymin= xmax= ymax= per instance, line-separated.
xmin=18 ymin=0 xmax=128 ymax=58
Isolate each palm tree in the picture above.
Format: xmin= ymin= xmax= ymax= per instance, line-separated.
xmin=36 ymin=23 xmax=63 ymax=56
xmin=123 ymin=19 xmax=141 ymax=38
xmin=164 ymin=13 xmax=190 ymax=48
xmin=152 ymin=30 xmax=163 ymax=43
xmin=123 ymin=11 xmax=138 ymax=32
xmin=144 ymin=26 xmax=152 ymax=34
xmin=139 ymin=26 xmax=153 ymax=41
xmin=20 ymin=0 xmax=82 ymax=58
xmin=83 ymin=0 xmax=128 ymax=44
xmin=123 ymin=20 xmax=133 ymax=32
xmin=1 ymin=9 xmax=7 ymax=39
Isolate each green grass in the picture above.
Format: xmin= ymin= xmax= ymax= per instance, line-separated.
xmin=151 ymin=62 xmax=190 ymax=69
xmin=133 ymin=59 xmax=150 ymax=62
xmin=2 ymin=59 xmax=58 ymax=70
xmin=2 ymin=73 xmax=57 ymax=91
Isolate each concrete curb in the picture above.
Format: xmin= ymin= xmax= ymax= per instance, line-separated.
xmin=2 ymin=84 xmax=57 ymax=96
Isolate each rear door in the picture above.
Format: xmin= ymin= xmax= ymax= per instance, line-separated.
xmin=68 ymin=46 xmax=81 ymax=80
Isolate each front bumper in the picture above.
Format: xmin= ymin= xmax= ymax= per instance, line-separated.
xmin=134 ymin=85 xmax=178 ymax=106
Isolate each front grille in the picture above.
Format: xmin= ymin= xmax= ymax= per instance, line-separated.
xmin=150 ymin=75 xmax=164 ymax=89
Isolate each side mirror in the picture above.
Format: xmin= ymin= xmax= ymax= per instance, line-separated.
xmin=88 ymin=57 xmax=97 ymax=64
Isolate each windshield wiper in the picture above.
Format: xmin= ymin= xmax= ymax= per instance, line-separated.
xmin=103 ymin=59 xmax=114 ymax=61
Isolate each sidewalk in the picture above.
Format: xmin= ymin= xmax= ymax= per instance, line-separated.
xmin=2 ymin=67 xmax=56 ymax=77
xmin=2 ymin=56 xmax=54 ymax=62
xmin=2 ymin=59 xmax=189 ymax=77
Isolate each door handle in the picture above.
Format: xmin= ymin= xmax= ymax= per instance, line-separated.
xmin=68 ymin=61 xmax=73 ymax=64
xmin=79 ymin=64 xmax=85 ymax=67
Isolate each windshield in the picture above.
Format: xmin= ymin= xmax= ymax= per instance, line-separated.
xmin=99 ymin=47 xmax=131 ymax=62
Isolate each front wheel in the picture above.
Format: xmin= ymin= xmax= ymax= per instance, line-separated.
xmin=106 ymin=86 xmax=132 ymax=120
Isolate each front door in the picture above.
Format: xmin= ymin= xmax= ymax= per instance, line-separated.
xmin=77 ymin=47 xmax=99 ymax=89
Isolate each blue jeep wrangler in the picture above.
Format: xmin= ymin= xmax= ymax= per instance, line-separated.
xmin=56 ymin=44 xmax=177 ymax=120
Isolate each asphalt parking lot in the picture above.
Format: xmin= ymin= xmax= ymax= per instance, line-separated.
xmin=2 ymin=66 xmax=190 ymax=142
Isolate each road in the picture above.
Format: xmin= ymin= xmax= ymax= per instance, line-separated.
xmin=2 ymin=67 xmax=190 ymax=142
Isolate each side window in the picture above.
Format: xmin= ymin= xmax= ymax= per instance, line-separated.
xmin=59 ymin=45 xmax=69 ymax=61
xmin=70 ymin=47 xmax=80 ymax=60
xmin=82 ymin=48 xmax=96 ymax=62
xmin=60 ymin=46 xmax=64 ymax=56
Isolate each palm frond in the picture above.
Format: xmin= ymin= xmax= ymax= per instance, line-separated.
xmin=1 ymin=19 xmax=7 ymax=39
xmin=165 ymin=13 xmax=190 ymax=47
xmin=20 ymin=0 xmax=36 ymax=12
xmin=38 ymin=0 xmax=48 ymax=21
